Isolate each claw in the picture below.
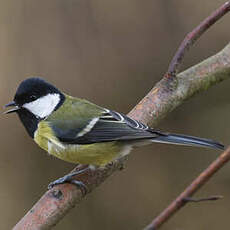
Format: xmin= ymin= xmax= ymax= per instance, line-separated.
xmin=48 ymin=167 xmax=89 ymax=194
xmin=70 ymin=180 xmax=88 ymax=195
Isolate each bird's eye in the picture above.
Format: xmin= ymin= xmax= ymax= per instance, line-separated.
xmin=30 ymin=95 xmax=37 ymax=100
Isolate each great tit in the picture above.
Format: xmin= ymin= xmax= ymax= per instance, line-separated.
xmin=4 ymin=77 xmax=224 ymax=188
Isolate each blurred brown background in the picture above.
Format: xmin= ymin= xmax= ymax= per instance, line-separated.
xmin=1 ymin=0 xmax=230 ymax=229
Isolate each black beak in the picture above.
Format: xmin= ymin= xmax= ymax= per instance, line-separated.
xmin=4 ymin=101 xmax=20 ymax=114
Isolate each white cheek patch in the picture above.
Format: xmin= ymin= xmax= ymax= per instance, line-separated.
xmin=23 ymin=93 xmax=60 ymax=118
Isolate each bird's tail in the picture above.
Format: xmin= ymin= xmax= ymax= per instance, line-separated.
xmin=151 ymin=132 xmax=224 ymax=150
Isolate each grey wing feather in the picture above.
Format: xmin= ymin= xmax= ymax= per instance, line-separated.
xmin=51 ymin=109 xmax=224 ymax=150
xmin=53 ymin=110 xmax=157 ymax=144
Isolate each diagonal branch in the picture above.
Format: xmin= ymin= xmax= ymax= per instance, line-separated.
xmin=13 ymin=2 xmax=230 ymax=230
xmin=144 ymin=147 xmax=230 ymax=230
xmin=165 ymin=1 xmax=230 ymax=78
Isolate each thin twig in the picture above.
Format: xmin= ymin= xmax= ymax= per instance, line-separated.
xmin=182 ymin=195 xmax=223 ymax=203
xmin=165 ymin=1 xmax=230 ymax=79
xmin=144 ymin=147 xmax=230 ymax=230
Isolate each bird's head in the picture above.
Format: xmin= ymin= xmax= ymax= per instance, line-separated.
xmin=4 ymin=77 xmax=65 ymax=119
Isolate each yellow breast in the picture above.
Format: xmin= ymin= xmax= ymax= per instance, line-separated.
xmin=34 ymin=121 xmax=128 ymax=166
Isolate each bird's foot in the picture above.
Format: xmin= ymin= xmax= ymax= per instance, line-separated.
xmin=48 ymin=168 xmax=89 ymax=195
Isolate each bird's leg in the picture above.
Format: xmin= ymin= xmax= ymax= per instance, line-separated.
xmin=48 ymin=167 xmax=90 ymax=194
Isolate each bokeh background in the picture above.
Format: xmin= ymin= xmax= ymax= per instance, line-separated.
xmin=0 ymin=0 xmax=230 ymax=229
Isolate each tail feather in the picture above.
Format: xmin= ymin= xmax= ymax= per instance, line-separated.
xmin=152 ymin=133 xmax=224 ymax=150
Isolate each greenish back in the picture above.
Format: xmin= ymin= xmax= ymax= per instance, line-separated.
xmin=46 ymin=94 xmax=105 ymax=137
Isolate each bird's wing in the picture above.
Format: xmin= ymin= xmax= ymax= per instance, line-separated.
xmin=46 ymin=97 xmax=224 ymax=150
xmin=48 ymin=108 xmax=156 ymax=144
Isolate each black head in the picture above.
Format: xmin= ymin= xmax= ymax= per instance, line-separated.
xmin=14 ymin=77 xmax=62 ymax=106
xmin=4 ymin=77 xmax=65 ymax=138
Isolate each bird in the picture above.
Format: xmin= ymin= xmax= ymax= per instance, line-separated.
xmin=4 ymin=77 xmax=224 ymax=189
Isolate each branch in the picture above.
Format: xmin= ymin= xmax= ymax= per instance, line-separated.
xmin=129 ymin=42 xmax=230 ymax=127
xmin=13 ymin=3 xmax=230 ymax=230
xmin=166 ymin=1 xmax=230 ymax=78
xmin=182 ymin=195 xmax=223 ymax=203
xmin=144 ymin=147 xmax=230 ymax=230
